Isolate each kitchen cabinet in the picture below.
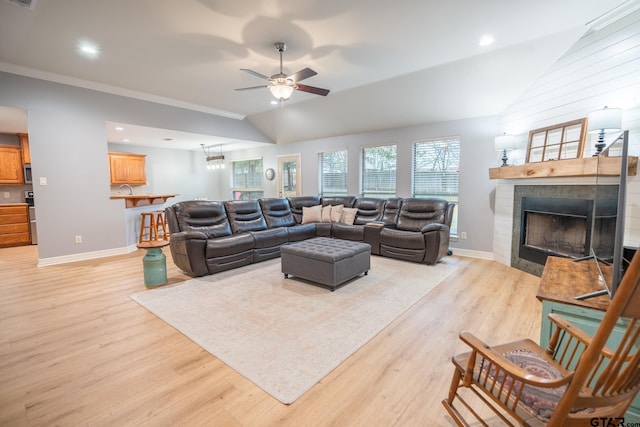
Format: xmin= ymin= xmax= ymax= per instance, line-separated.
xmin=0 ymin=204 xmax=30 ymax=247
xmin=0 ymin=146 xmax=24 ymax=184
xmin=108 ymin=152 xmax=147 ymax=185
xmin=18 ymin=133 xmax=30 ymax=164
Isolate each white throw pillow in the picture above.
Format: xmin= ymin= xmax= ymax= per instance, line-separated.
xmin=330 ymin=204 xmax=344 ymax=222
xmin=301 ymin=205 xmax=322 ymax=224
xmin=340 ymin=207 xmax=358 ymax=225
xmin=321 ymin=205 xmax=332 ymax=222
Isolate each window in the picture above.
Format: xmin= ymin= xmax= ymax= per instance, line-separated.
xmin=231 ymin=159 xmax=263 ymax=200
xmin=319 ymin=150 xmax=348 ymax=196
xmin=361 ymin=144 xmax=396 ymax=198
xmin=412 ymin=137 xmax=460 ymax=233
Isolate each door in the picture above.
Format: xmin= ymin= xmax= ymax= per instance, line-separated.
xmin=277 ymin=154 xmax=301 ymax=197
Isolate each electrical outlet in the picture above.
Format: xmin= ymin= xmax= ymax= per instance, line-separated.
xmin=460 ymin=232 xmax=468 ymax=240
xmin=75 ymin=235 xmax=82 ymax=244
xmin=3 ymin=192 xmax=9 ymax=199
xmin=39 ymin=177 xmax=47 ymax=186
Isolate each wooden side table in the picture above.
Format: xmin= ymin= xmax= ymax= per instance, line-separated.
xmin=536 ymin=256 xmax=640 ymax=421
xmin=137 ymin=240 xmax=170 ymax=287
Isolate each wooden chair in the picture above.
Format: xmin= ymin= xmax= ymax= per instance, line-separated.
xmin=442 ymin=247 xmax=640 ymax=426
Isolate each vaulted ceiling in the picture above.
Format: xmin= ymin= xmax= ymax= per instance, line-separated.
xmin=0 ymin=0 xmax=628 ymax=147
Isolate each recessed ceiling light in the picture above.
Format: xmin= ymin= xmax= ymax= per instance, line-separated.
xmin=77 ymin=40 xmax=100 ymax=59
xmin=114 ymin=126 xmax=124 ymax=131
xmin=123 ymin=138 xmax=130 ymax=142
xmin=270 ymin=100 xmax=279 ymax=105
xmin=479 ymin=35 xmax=494 ymax=47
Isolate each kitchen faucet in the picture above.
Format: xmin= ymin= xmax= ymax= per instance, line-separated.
xmin=118 ymin=184 xmax=133 ymax=195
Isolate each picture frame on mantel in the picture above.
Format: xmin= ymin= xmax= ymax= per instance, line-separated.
xmin=526 ymin=118 xmax=588 ymax=163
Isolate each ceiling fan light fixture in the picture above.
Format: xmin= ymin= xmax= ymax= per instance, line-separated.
xmin=269 ymin=82 xmax=295 ymax=101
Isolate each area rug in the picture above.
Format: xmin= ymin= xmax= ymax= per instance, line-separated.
xmin=130 ymin=256 xmax=457 ymax=404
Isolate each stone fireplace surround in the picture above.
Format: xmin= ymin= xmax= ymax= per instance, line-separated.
xmin=491 ymin=176 xmax=623 ymax=277
xmin=510 ymin=184 xmax=617 ymax=276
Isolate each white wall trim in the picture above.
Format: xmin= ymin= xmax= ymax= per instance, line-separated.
xmin=37 ymin=245 xmax=137 ymax=267
xmin=449 ymin=248 xmax=494 ymax=260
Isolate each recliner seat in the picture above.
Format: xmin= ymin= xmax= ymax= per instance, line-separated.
xmin=379 ymin=198 xmax=451 ymax=264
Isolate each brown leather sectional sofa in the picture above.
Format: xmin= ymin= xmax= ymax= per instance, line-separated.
xmin=165 ymin=196 xmax=455 ymax=277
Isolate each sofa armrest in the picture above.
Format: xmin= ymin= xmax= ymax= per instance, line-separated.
xmin=167 ymin=232 xmax=209 ymax=276
xmin=170 ymin=230 xmax=209 ymax=241
xmin=420 ymin=223 xmax=449 ymax=233
xmin=364 ymin=222 xmax=384 ymax=255
xmin=422 ymin=227 xmax=450 ymax=264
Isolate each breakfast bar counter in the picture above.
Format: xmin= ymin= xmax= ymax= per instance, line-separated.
xmin=110 ymin=194 xmax=178 ymax=208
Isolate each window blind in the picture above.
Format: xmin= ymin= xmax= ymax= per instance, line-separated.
xmin=319 ymin=150 xmax=348 ymax=195
xmin=361 ymin=144 xmax=396 ymax=198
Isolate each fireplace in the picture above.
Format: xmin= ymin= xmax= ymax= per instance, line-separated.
xmin=511 ymin=185 xmax=618 ymax=276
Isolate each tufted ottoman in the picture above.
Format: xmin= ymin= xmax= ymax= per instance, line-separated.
xmin=280 ymin=237 xmax=371 ymax=291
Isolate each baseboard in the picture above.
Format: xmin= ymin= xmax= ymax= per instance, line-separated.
xmin=37 ymin=245 xmax=138 ymax=267
xmin=448 ymin=247 xmax=494 ymax=260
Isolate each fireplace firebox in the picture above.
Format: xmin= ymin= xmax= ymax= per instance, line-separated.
xmin=520 ymin=196 xmax=616 ymax=266
xmin=511 ymin=185 xmax=618 ymax=276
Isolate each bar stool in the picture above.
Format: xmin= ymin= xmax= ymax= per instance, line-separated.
xmin=138 ymin=212 xmax=157 ymax=243
xmin=154 ymin=210 xmax=169 ymax=240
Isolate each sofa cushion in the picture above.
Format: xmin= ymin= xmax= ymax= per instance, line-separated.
xmin=381 ymin=198 xmax=402 ymax=226
xmin=171 ymin=200 xmax=232 ymax=238
xmin=340 ymin=207 xmax=358 ymax=225
xmin=286 ymin=223 xmax=317 ymax=242
xmin=353 ymin=198 xmax=386 ymax=225
xmin=224 ymin=200 xmax=267 ymax=233
xmin=250 ymin=227 xmax=289 ymax=249
xmin=259 ymin=198 xmax=296 ymax=228
xmin=330 ymin=204 xmax=344 ymax=222
xmin=321 ymin=196 xmax=356 ymax=208
xmin=379 ymin=227 xmax=426 ymax=249
xmin=205 ymin=233 xmax=254 ymax=258
xmin=302 ymin=205 xmax=322 ymax=224
xmin=288 ymin=196 xmax=321 ymax=224
xmin=321 ymin=205 xmax=332 ymax=222
xmin=332 ymin=223 xmax=364 ymax=241
xmin=395 ymin=198 xmax=448 ymax=232
xmin=320 ymin=204 xmax=344 ymax=222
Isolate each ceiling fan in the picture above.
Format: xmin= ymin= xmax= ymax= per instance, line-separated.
xmin=235 ymin=42 xmax=330 ymax=101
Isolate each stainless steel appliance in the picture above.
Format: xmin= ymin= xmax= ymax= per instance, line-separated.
xmin=23 ymin=164 xmax=32 ymax=184
xmin=25 ymin=191 xmax=36 ymax=244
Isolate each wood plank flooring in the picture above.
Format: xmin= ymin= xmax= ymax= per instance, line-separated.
xmin=0 ymin=245 xmax=541 ymax=426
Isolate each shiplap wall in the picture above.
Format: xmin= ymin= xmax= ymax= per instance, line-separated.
xmin=493 ymin=7 xmax=640 ymax=264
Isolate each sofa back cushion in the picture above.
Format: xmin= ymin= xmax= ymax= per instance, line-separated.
xmin=353 ymin=197 xmax=386 ymax=225
xmin=224 ymin=200 xmax=267 ymax=234
xmin=168 ymin=201 xmax=232 ymax=238
xmin=395 ymin=198 xmax=449 ymax=232
xmin=320 ymin=196 xmax=356 ymax=208
xmin=287 ymin=196 xmax=321 ymax=224
xmin=381 ymin=198 xmax=402 ymax=225
xmin=259 ymin=198 xmax=296 ymax=228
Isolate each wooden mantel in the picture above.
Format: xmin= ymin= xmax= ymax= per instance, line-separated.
xmin=489 ymin=156 xmax=638 ymax=179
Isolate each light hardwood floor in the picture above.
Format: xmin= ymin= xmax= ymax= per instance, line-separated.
xmin=0 ymin=245 xmax=541 ymax=426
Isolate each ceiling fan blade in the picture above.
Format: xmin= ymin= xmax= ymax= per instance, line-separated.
xmin=240 ymin=68 xmax=271 ymax=80
xmin=235 ymin=85 xmax=269 ymax=91
xmin=296 ymin=83 xmax=330 ymax=96
xmin=288 ymin=67 xmax=317 ymax=82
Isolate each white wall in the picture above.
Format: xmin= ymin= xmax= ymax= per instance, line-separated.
xmin=0 ymin=72 xmax=271 ymax=263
